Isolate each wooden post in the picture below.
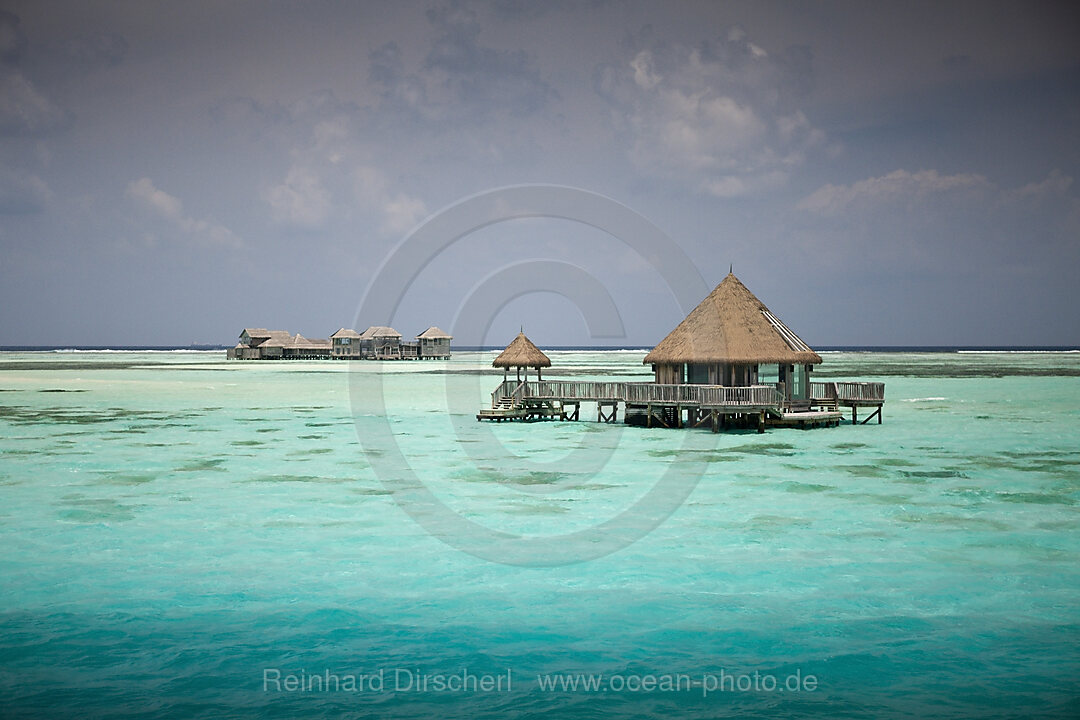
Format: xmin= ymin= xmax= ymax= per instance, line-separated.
xmin=757 ymin=411 xmax=765 ymax=434
xmin=711 ymin=410 xmax=718 ymax=433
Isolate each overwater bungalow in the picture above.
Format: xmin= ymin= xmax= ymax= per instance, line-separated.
xmin=229 ymin=328 xmax=292 ymax=359
xmin=231 ymin=324 xmax=451 ymax=361
xmin=330 ymin=328 xmax=362 ymax=358
xmin=359 ymin=326 xmax=403 ymax=359
xmin=416 ymin=327 xmax=453 ymax=360
xmin=283 ymin=333 xmax=332 ymax=359
xmin=228 ymin=328 xmax=331 ymax=360
xmin=643 ymin=272 xmax=821 ymax=409
xmin=478 ymin=273 xmax=884 ymax=429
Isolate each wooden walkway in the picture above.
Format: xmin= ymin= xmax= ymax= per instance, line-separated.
xmin=809 ymin=381 xmax=886 ymax=424
xmin=477 ymin=379 xmax=883 ymax=430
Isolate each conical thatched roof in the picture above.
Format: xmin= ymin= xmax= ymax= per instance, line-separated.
xmin=493 ymin=332 xmax=551 ymax=368
xmin=643 ymin=273 xmax=822 ymax=365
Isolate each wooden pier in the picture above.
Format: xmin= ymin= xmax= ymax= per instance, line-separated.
xmin=809 ymin=381 xmax=885 ymax=424
xmin=477 ymin=379 xmax=883 ymax=431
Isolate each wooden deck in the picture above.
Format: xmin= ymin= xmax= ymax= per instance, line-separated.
xmin=772 ymin=410 xmax=844 ymax=428
xmin=810 ymin=381 xmax=886 ymax=424
xmin=478 ymin=379 xmax=884 ymax=430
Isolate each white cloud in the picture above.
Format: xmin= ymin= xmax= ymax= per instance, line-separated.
xmin=382 ymin=194 xmax=428 ymax=235
xmin=702 ymin=170 xmax=787 ymax=199
xmin=630 ymin=50 xmax=661 ymax=89
xmin=265 ymin=165 xmax=331 ymax=228
xmin=127 ymin=176 xmax=182 ymax=219
xmin=1005 ymin=169 xmax=1072 ymax=203
xmin=0 ymin=70 xmax=67 ymax=135
xmin=797 ymin=169 xmax=991 ymax=216
xmin=600 ymin=29 xmax=825 ymax=197
xmin=354 ymin=165 xmax=427 ymax=236
xmin=0 ymin=168 xmax=51 ymax=213
xmin=791 ymin=169 xmax=1079 ymax=283
xmin=127 ymin=177 xmax=240 ymax=247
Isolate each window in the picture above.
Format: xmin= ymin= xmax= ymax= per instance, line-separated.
xmin=758 ymin=364 xmax=779 ymax=384
xmin=687 ymin=364 xmax=710 ymax=384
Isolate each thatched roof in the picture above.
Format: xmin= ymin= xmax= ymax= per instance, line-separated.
xmin=417 ymin=326 xmax=452 ymax=340
xmin=254 ymin=330 xmax=295 ymax=348
xmin=241 ymin=328 xmax=271 ymax=339
xmin=330 ymin=328 xmax=361 ymax=339
xmin=289 ymin=333 xmax=331 ymax=350
xmin=643 ymin=273 xmax=822 ymax=365
xmin=493 ymin=332 xmax=551 ymax=368
xmin=360 ymin=326 xmax=402 ymax=339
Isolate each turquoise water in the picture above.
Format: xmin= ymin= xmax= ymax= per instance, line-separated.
xmin=1 ymin=350 xmax=1078 ymax=718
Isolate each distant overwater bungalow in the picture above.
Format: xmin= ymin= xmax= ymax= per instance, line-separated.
xmin=229 ymin=326 xmax=453 ymax=361
xmin=478 ymin=273 xmax=885 ymax=430
xmin=228 ymin=329 xmax=332 ymax=360
xmin=416 ymin=327 xmax=453 ymax=360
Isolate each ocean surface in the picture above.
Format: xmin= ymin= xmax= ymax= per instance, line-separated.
xmin=0 ymin=349 xmax=1077 ymax=719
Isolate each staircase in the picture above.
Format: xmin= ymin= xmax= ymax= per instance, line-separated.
xmin=477 ymin=394 xmax=525 ymax=421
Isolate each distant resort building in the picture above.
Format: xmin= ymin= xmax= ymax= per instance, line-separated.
xmin=231 ymin=325 xmax=452 ymax=360
xmin=330 ymin=328 xmax=361 ymax=358
xmin=416 ymin=327 xmax=453 ymax=360
xmin=229 ymin=329 xmax=332 ymax=360
xmin=360 ymin=326 xmax=404 ymax=359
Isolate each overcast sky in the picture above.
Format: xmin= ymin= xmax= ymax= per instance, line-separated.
xmin=1 ymin=1 xmax=1078 ymax=347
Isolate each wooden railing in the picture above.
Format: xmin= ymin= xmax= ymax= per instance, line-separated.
xmin=810 ymin=381 xmax=837 ymax=401
xmin=695 ymin=384 xmax=784 ymax=408
xmin=490 ymin=381 xmax=785 ymax=409
xmin=811 ymin=381 xmax=885 ymax=402
xmin=491 ymin=380 xmax=526 ymax=405
xmin=520 ymin=380 xmax=625 ymax=401
xmin=837 ymin=381 xmax=885 ymax=401
xmin=622 ymin=383 xmax=698 ymax=404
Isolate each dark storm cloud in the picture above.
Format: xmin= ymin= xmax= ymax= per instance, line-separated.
xmin=0 ymin=9 xmax=27 ymax=62
xmin=1 ymin=1 xmax=1078 ymax=345
xmin=0 ymin=10 xmax=68 ymax=136
xmin=422 ymin=2 xmax=557 ymax=115
xmin=62 ymin=31 xmax=128 ymax=67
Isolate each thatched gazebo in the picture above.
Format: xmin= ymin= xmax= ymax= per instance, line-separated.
xmin=493 ymin=331 xmax=551 ymax=382
xmin=643 ymin=272 xmax=822 ymax=404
